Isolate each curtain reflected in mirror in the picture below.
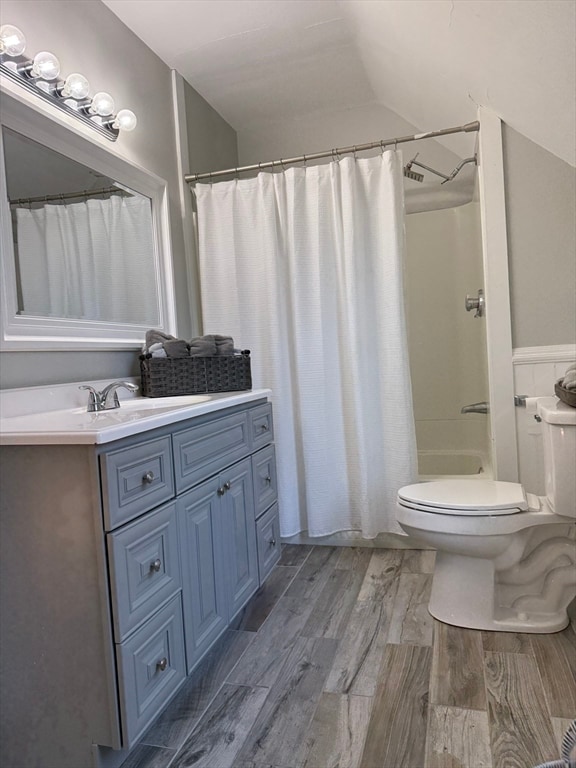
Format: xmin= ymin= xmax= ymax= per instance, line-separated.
xmin=3 ymin=126 xmax=160 ymax=326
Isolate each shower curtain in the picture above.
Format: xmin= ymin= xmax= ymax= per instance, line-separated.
xmin=196 ymin=151 xmax=417 ymax=537
xmin=15 ymin=195 xmax=158 ymax=324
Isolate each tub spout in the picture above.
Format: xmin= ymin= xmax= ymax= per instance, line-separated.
xmin=461 ymin=401 xmax=489 ymax=415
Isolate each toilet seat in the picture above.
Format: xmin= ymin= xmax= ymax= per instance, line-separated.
xmin=398 ymin=479 xmax=529 ymax=516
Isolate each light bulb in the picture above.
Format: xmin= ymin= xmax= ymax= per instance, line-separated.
xmin=113 ymin=109 xmax=137 ymax=132
xmin=61 ymin=72 xmax=90 ymax=100
xmin=90 ymin=91 xmax=115 ymax=117
xmin=31 ymin=51 xmax=60 ymax=80
xmin=0 ymin=25 xmax=26 ymax=57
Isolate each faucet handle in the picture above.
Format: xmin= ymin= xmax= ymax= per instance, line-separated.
xmin=100 ymin=380 xmax=139 ymax=410
xmin=79 ymin=385 xmax=101 ymax=413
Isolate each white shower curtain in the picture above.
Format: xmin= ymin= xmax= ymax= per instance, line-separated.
xmin=196 ymin=152 xmax=417 ymax=537
xmin=15 ymin=195 xmax=158 ymax=324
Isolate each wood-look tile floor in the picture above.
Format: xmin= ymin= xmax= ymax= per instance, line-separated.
xmin=121 ymin=545 xmax=576 ymax=768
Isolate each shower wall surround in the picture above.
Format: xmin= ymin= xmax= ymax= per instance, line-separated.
xmin=405 ymin=202 xmax=490 ymax=463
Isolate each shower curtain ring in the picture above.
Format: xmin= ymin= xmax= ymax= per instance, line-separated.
xmin=353 ymin=146 xmax=358 ymax=160
xmin=302 ymin=154 xmax=307 ymax=169
xmin=280 ymin=158 xmax=287 ymax=172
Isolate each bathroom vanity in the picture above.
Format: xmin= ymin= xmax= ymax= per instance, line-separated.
xmin=0 ymin=387 xmax=280 ymax=768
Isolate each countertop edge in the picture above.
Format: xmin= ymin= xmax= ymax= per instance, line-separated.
xmin=0 ymin=389 xmax=272 ymax=446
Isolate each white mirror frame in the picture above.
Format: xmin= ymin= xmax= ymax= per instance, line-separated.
xmin=0 ymin=85 xmax=177 ymax=351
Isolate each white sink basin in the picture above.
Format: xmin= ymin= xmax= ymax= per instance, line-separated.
xmin=71 ymin=394 xmax=211 ymax=415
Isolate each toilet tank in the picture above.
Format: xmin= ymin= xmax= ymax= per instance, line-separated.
xmin=537 ymin=397 xmax=576 ymax=518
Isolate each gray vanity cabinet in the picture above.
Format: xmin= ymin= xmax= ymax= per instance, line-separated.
xmin=0 ymin=397 xmax=279 ymax=768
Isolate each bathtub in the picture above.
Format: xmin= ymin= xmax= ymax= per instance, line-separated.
xmin=418 ymin=450 xmax=492 ymax=481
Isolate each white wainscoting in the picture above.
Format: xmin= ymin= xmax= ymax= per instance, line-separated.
xmin=513 ymin=344 xmax=576 ymax=495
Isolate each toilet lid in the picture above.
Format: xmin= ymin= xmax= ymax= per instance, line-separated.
xmin=397 ymin=480 xmax=528 ymax=516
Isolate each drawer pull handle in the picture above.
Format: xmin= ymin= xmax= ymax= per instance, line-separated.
xmin=142 ymin=470 xmax=155 ymax=484
xmin=269 ymin=538 xmax=277 ymax=547
xmin=157 ymin=657 xmax=168 ymax=672
xmin=217 ymin=481 xmax=231 ymax=496
xmin=150 ymin=559 xmax=162 ymax=573
xmin=260 ymin=424 xmax=269 ymax=432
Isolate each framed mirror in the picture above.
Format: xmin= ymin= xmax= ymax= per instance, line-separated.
xmin=0 ymin=90 xmax=176 ymax=350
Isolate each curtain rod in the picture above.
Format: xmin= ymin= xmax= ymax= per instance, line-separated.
xmin=185 ymin=120 xmax=479 ymax=184
xmin=9 ymin=187 xmax=131 ymax=207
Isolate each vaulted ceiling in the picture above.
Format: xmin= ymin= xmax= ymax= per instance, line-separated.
xmin=102 ymin=0 xmax=575 ymax=167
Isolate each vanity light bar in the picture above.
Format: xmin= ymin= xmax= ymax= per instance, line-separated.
xmin=0 ymin=25 xmax=137 ymax=142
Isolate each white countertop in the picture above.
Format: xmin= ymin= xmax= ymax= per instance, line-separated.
xmin=0 ymin=381 xmax=271 ymax=445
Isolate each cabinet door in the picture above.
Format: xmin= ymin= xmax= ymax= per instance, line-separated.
xmin=177 ymin=477 xmax=228 ymax=673
xmin=221 ymin=458 xmax=259 ymax=619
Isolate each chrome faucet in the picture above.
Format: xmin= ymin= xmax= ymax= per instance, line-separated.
xmin=79 ymin=381 xmax=139 ymax=412
xmin=461 ymin=401 xmax=489 ymax=415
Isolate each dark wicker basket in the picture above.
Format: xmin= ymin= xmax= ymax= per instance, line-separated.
xmin=140 ymin=352 xmax=252 ymax=397
xmin=555 ymin=380 xmax=576 ymax=408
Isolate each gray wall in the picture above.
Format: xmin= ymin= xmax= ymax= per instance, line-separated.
xmin=178 ymin=77 xmax=238 ymax=335
xmin=0 ymin=0 xmax=237 ymax=389
xmin=503 ymin=125 xmax=576 ymax=348
xmin=184 ymin=81 xmax=238 ymax=177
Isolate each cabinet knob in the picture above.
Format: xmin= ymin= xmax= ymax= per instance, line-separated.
xmin=142 ymin=470 xmax=155 ymax=484
xmin=156 ymin=657 xmax=168 ymax=672
xmin=223 ymin=481 xmax=231 ymax=490
xmin=269 ymin=538 xmax=276 ymax=547
xmin=260 ymin=423 xmax=269 ymax=432
xmin=217 ymin=486 xmax=225 ymax=496
xmin=150 ymin=559 xmax=162 ymax=573
xmin=265 ymin=475 xmax=272 ymax=484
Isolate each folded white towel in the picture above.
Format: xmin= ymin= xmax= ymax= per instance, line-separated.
xmin=561 ymin=369 xmax=576 ymax=390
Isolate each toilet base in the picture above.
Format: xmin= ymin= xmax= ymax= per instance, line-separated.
xmin=429 ymin=551 xmax=571 ymax=633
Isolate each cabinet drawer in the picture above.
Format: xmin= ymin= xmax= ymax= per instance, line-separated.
xmin=249 ymin=403 xmax=274 ymax=451
xmin=173 ymin=410 xmax=249 ymax=494
xmin=252 ymin=445 xmax=278 ymax=519
xmin=116 ymin=594 xmax=186 ymax=748
xmin=101 ymin=436 xmax=175 ymax=530
xmin=107 ymin=503 xmax=182 ymax=642
xmin=255 ymin=503 xmax=281 ymax=583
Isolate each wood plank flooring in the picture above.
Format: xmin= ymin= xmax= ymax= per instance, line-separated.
xmin=124 ymin=545 xmax=576 ymax=768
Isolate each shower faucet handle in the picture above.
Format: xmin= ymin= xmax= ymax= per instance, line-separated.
xmin=465 ymin=289 xmax=485 ymax=318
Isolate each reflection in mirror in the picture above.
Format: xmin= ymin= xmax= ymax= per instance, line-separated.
xmin=3 ymin=126 xmax=160 ymax=326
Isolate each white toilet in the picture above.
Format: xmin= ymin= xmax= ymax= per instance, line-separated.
xmin=396 ymin=397 xmax=576 ymax=633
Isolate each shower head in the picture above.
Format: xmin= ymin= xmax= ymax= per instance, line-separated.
xmin=404 ymin=154 xmax=424 ymax=182
xmin=404 ymin=166 xmax=424 ymax=182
